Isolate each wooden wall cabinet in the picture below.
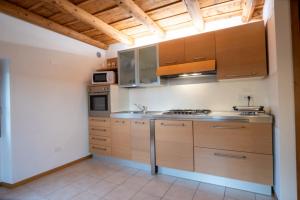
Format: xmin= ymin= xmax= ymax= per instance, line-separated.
xmin=158 ymin=39 xmax=185 ymax=66
xmin=193 ymin=121 xmax=273 ymax=185
xmin=130 ymin=119 xmax=150 ymax=164
xmin=111 ymin=118 xmax=131 ymax=159
xmin=185 ymin=32 xmax=216 ymax=63
xmin=89 ymin=117 xmax=111 ymax=156
xmin=155 ymin=120 xmax=194 ymax=171
xmin=216 ymin=21 xmax=267 ymax=80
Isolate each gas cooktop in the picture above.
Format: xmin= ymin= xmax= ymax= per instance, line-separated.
xmin=163 ymin=109 xmax=211 ymax=115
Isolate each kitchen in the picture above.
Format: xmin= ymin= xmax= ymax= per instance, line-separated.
xmin=0 ymin=0 xmax=298 ymax=200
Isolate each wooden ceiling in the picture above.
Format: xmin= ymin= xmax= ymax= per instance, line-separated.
xmin=0 ymin=0 xmax=265 ymax=49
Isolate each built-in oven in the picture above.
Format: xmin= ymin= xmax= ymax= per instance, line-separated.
xmin=88 ymin=85 xmax=110 ymax=117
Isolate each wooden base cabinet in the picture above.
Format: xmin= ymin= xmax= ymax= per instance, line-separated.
xmin=130 ymin=119 xmax=150 ymax=164
xmin=194 ymin=148 xmax=273 ymax=185
xmin=155 ymin=120 xmax=194 ymax=171
xmin=111 ymin=118 xmax=131 ymax=160
xmin=89 ymin=117 xmax=111 ymax=156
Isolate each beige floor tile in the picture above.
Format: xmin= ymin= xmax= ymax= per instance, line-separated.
xmin=225 ymin=188 xmax=255 ymax=200
xmin=72 ymin=191 xmax=101 ymax=200
xmin=46 ymin=184 xmax=84 ymax=200
xmin=255 ymin=194 xmax=274 ymax=200
xmin=103 ymin=185 xmax=138 ymax=200
xmin=87 ymin=180 xmax=118 ymax=198
xmin=70 ymin=175 xmax=100 ymax=190
xmin=0 ymin=187 xmax=10 ymax=196
xmin=131 ymin=191 xmax=161 ymax=200
xmin=163 ymin=178 xmax=199 ymax=200
xmin=140 ymin=175 xmax=176 ymax=197
xmin=0 ymin=186 xmax=34 ymax=199
xmin=122 ymin=172 xmax=153 ymax=190
xmin=193 ymin=182 xmax=225 ymax=200
xmin=104 ymin=171 xmax=133 ymax=184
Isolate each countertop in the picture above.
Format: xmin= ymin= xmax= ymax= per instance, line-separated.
xmin=110 ymin=111 xmax=273 ymax=123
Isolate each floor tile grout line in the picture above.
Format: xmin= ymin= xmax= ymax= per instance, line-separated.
xmin=128 ymin=171 xmax=157 ymax=200
xmin=191 ymin=181 xmax=201 ymax=200
xmin=159 ymin=177 xmax=178 ymax=200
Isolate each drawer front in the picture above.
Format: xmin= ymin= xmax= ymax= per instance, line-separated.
xmin=155 ymin=120 xmax=194 ymax=171
xmin=194 ymin=147 xmax=273 ymax=185
xmin=131 ymin=119 xmax=150 ymax=164
xmin=89 ymin=117 xmax=110 ymax=127
xmin=90 ymin=127 xmax=111 ymax=137
xmin=89 ymin=135 xmax=111 ymax=146
xmin=194 ymin=121 xmax=272 ymax=154
xmin=90 ymin=144 xmax=111 ymax=156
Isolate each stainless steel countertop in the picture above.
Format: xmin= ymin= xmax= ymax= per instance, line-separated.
xmin=110 ymin=111 xmax=273 ymax=123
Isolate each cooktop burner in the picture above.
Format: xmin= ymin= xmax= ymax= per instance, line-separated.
xmin=163 ymin=109 xmax=211 ymax=115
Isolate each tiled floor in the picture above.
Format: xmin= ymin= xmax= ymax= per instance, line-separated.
xmin=0 ymin=159 xmax=274 ymax=200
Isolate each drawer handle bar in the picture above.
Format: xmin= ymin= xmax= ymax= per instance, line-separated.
xmin=211 ymin=125 xmax=245 ymax=129
xmin=165 ymin=61 xmax=177 ymax=65
xmin=92 ymin=146 xmax=107 ymax=151
xmin=214 ymin=152 xmax=247 ymax=159
xmin=91 ymin=137 xmax=107 ymax=141
xmin=115 ymin=120 xmax=125 ymax=124
xmin=91 ymin=128 xmax=106 ymax=132
xmin=225 ymin=73 xmax=258 ymax=78
xmin=161 ymin=122 xmax=185 ymax=127
xmin=193 ymin=56 xmax=206 ymax=61
xmin=91 ymin=119 xmax=107 ymax=122
xmin=135 ymin=121 xmax=145 ymax=124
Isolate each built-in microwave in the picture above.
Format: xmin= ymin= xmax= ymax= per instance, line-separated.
xmin=88 ymin=85 xmax=111 ymax=117
xmin=92 ymin=71 xmax=116 ymax=85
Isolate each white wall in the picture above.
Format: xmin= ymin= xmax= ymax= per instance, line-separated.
xmin=0 ymin=14 xmax=104 ymax=183
xmin=264 ymin=0 xmax=297 ymax=199
xmin=128 ymin=80 xmax=270 ymax=111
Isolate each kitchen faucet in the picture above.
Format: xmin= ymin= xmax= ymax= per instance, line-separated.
xmin=134 ymin=104 xmax=148 ymax=113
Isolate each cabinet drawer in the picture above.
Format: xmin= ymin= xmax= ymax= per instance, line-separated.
xmin=90 ymin=144 xmax=111 ymax=156
xmin=155 ymin=120 xmax=193 ymax=171
xmin=90 ymin=127 xmax=111 ymax=137
xmin=194 ymin=147 xmax=273 ymax=185
xmin=194 ymin=121 xmax=272 ymax=154
xmin=89 ymin=117 xmax=110 ymax=127
xmin=90 ymin=135 xmax=111 ymax=146
xmin=131 ymin=119 xmax=150 ymax=164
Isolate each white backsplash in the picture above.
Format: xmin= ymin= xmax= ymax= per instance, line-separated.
xmin=127 ymin=79 xmax=270 ymax=112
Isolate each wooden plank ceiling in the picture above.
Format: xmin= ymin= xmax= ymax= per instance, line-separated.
xmin=0 ymin=0 xmax=265 ymax=49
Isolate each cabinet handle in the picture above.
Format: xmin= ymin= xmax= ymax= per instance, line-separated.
xmin=160 ymin=122 xmax=185 ymax=127
xmin=165 ymin=61 xmax=177 ymax=65
xmin=135 ymin=121 xmax=145 ymax=124
xmin=91 ymin=137 xmax=107 ymax=141
xmin=225 ymin=73 xmax=258 ymax=78
xmin=91 ymin=128 xmax=106 ymax=132
xmin=193 ymin=56 xmax=206 ymax=61
xmin=91 ymin=119 xmax=107 ymax=122
xmin=211 ymin=125 xmax=245 ymax=129
xmin=214 ymin=152 xmax=247 ymax=159
xmin=92 ymin=146 xmax=107 ymax=151
xmin=115 ymin=120 xmax=125 ymax=124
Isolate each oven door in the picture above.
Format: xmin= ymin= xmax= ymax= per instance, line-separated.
xmin=88 ymin=92 xmax=111 ymax=117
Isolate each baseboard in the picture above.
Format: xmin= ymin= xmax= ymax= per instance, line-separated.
xmin=0 ymin=154 xmax=92 ymax=189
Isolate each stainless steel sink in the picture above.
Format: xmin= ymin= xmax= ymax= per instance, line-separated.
xmin=116 ymin=111 xmax=161 ymax=115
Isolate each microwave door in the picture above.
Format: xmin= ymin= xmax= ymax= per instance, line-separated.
xmin=93 ymin=73 xmax=107 ymax=84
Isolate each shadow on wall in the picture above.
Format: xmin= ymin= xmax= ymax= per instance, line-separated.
xmin=0 ymin=59 xmax=12 ymax=183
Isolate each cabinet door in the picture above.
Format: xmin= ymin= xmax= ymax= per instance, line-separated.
xmin=111 ymin=118 xmax=131 ymax=159
xmin=185 ymin=32 xmax=216 ymax=63
xmin=159 ymin=39 xmax=185 ymax=66
xmin=155 ymin=120 xmax=193 ymax=171
xmin=216 ymin=21 xmax=267 ymax=80
xmin=131 ymin=119 xmax=150 ymax=163
xmin=138 ymin=45 xmax=159 ymax=85
xmin=118 ymin=50 xmax=136 ymax=86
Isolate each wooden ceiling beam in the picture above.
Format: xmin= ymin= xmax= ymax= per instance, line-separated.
xmin=183 ymin=0 xmax=204 ymax=31
xmin=28 ymin=2 xmax=44 ymax=11
xmin=242 ymin=0 xmax=257 ymax=22
xmin=0 ymin=1 xmax=108 ymax=49
xmin=114 ymin=0 xmax=165 ymax=37
xmin=43 ymin=0 xmax=133 ymax=44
